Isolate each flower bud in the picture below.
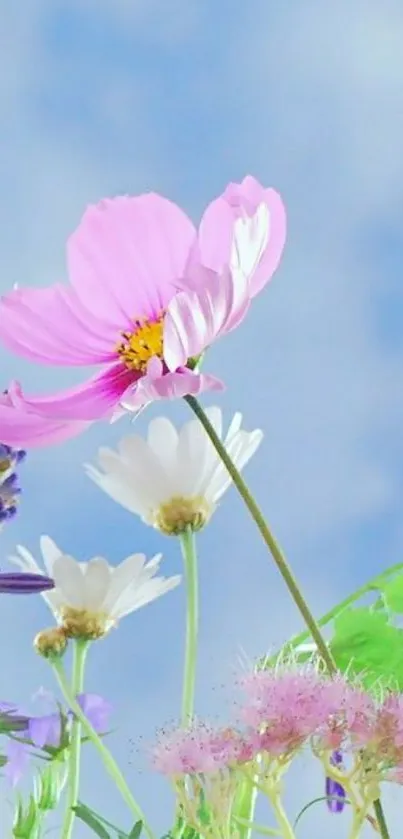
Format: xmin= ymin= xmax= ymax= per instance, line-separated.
xmin=12 ymin=795 xmax=40 ymax=838
xmin=35 ymin=762 xmax=68 ymax=812
xmin=34 ymin=627 xmax=68 ymax=659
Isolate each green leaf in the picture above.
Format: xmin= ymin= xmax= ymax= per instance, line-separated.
xmin=259 ymin=560 xmax=403 ymax=671
xmin=330 ymin=606 xmax=403 ymax=688
xmin=127 ymin=822 xmax=143 ymax=839
xmin=381 ymin=573 xmax=403 ymax=614
xmin=73 ymin=803 xmax=111 ymax=838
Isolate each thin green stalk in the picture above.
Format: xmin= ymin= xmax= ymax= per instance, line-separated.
xmin=180 ymin=528 xmax=199 ymax=724
xmin=373 ymin=799 xmax=391 ymax=839
xmin=184 ymin=395 xmax=391 ymax=839
xmin=50 ymin=657 xmax=155 ymax=839
xmin=233 ymin=817 xmax=281 ymax=837
xmin=268 ymin=791 xmax=295 ymax=839
xmin=268 ymin=559 xmax=403 ymax=664
xmin=185 ymin=395 xmax=335 ymax=672
xmin=61 ymin=639 xmax=88 ymax=839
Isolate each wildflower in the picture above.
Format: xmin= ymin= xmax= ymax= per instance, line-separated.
xmin=152 ymin=723 xmax=255 ymax=835
xmin=0 ymin=383 xmax=91 ymax=448
xmin=239 ymin=669 xmax=334 ymax=752
xmin=3 ymin=693 xmax=112 ymax=786
xmin=9 ymin=535 xmax=180 ymax=639
xmin=0 ymin=178 xmax=286 ymax=440
xmin=325 ymin=751 xmax=346 ymax=813
xmin=0 ymin=441 xmax=25 ymax=526
xmin=85 ymin=407 xmax=262 ymax=535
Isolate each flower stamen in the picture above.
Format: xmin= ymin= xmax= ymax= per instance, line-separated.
xmin=116 ymin=315 xmax=164 ymax=372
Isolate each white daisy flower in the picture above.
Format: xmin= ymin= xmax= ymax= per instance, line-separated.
xmin=85 ymin=407 xmax=263 ymax=535
xmin=9 ymin=536 xmax=180 ymax=639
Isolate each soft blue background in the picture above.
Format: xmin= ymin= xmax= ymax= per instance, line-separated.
xmin=1 ymin=1 xmax=403 ymax=836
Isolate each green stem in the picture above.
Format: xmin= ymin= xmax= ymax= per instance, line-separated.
xmin=185 ymin=395 xmax=391 ymax=839
xmin=267 ymin=559 xmax=403 ymax=664
xmin=50 ymin=657 xmax=155 ymax=839
xmin=60 ymin=639 xmax=88 ymax=839
xmin=180 ymin=528 xmax=199 ymax=724
xmin=233 ymin=817 xmax=281 ymax=837
xmin=373 ymin=799 xmax=391 ymax=839
xmin=185 ymin=395 xmax=335 ymax=672
xmin=268 ymin=791 xmax=296 ymax=839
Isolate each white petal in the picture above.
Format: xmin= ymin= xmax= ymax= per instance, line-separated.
xmin=175 ymin=419 xmax=212 ymax=496
xmin=146 ymin=417 xmax=179 ymax=474
xmin=103 ymin=553 xmax=148 ymax=613
xmin=113 ymin=573 xmax=181 ymax=619
xmin=114 ymin=436 xmax=172 ymax=502
xmin=39 ymin=535 xmax=64 ymax=576
xmin=85 ymin=462 xmax=150 ymax=518
xmin=224 ymin=412 xmax=243 ymax=442
xmin=51 ymin=557 xmax=87 ymax=609
xmin=231 ymin=203 xmax=269 ymax=285
xmin=82 ymin=558 xmax=112 ymax=610
xmin=8 ymin=545 xmax=42 ymax=574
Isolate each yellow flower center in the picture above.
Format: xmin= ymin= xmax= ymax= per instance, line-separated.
xmin=58 ymin=606 xmax=116 ymax=640
xmin=153 ymin=495 xmax=212 ymax=536
xmin=116 ymin=315 xmax=164 ymax=372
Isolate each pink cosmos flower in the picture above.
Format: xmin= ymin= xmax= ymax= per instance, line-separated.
xmin=0 ymin=177 xmax=286 ymax=442
xmin=0 ymin=382 xmax=90 ymax=447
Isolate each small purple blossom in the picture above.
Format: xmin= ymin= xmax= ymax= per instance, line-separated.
xmin=0 ymin=442 xmax=26 ymax=526
xmin=0 ymin=572 xmax=55 ymax=594
xmin=3 ymin=692 xmax=112 ymax=785
xmin=326 ymin=750 xmax=346 ymax=813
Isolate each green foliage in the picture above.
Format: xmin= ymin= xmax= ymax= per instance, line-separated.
xmin=328 ymin=569 xmax=403 ymax=687
xmin=381 ymin=573 xmax=403 ymax=613
xmin=12 ymin=794 xmax=40 ymax=838
xmin=259 ymin=560 xmax=403 ymax=671
xmin=73 ymin=803 xmax=111 ymax=839
xmin=127 ymin=822 xmax=143 ymax=839
xmin=73 ymin=801 xmax=143 ymax=839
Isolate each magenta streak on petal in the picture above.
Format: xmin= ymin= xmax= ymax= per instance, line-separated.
xmin=0 ymin=387 xmax=91 ymax=448
xmin=13 ymin=363 xmax=138 ymax=421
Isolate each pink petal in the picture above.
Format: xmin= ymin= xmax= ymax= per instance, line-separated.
xmin=121 ymin=357 xmax=224 ymax=411
xmin=0 ymin=385 xmax=91 ymax=448
xmin=197 ymin=175 xmax=286 ymax=296
xmin=68 ymin=194 xmax=196 ymax=328
xmin=12 ymin=363 xmax=136 ymax=421
xmin=163 ymin=266 xmax=250 ymax=369
xmin=0 ymin=284 xmax=117 ymax=365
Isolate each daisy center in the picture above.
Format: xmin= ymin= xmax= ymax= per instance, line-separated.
xmin=59 ymin=606 xmax=115 ymax=640
xmin=116 ymin=315 xmax=164 ymax=372
xmin=153 ymin=495 xmax=211 ymax=536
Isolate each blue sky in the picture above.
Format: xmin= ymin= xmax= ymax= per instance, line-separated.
xmin=1 ymin=1 xmax=403 ymax=836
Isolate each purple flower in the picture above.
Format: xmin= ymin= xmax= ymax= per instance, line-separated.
xmin=0 ymin=443 xmax=26 ymax=526
xmin=3 ymin=692 xmax=112 ymax=785
xmin=326 ymin=751 xmax=346 ymax=813
xmin=75 ymin=693 xmax=113 ymax=732
xmin=4 ymin=740 xmax=30 ymax=786
xmin=0 ymin=572 xmax=55 ymax=594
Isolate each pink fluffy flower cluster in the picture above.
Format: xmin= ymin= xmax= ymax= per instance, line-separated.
xmin=152 ymin=669 xmax=403 ymax=824
xmin=0 ymin=176 xmax=286 ymax=448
